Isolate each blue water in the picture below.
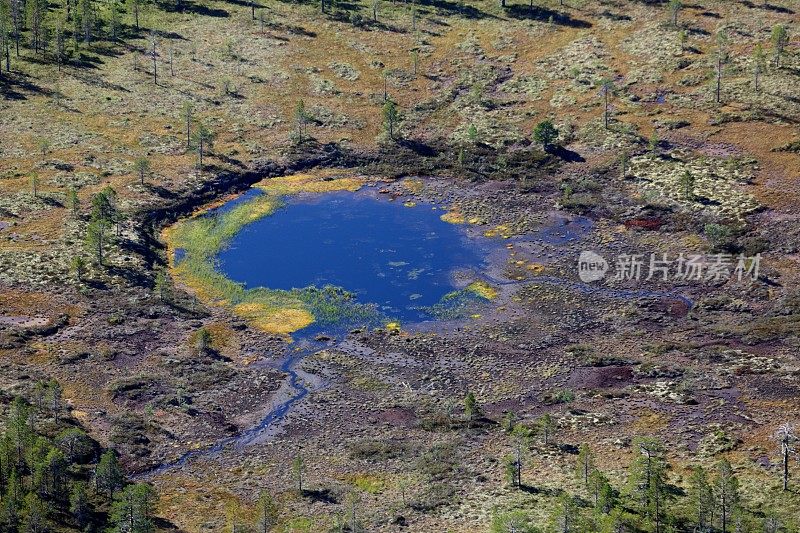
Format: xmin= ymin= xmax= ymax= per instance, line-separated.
xmin=141 ymin=188 xmax=695 ymax=478
xmin=217 ymin=191 xmax=494 ymax=323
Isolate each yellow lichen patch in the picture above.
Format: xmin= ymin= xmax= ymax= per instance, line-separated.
xmin=484 ymin=224 xmax=513 ymax=238
xmin=348 ymin=474 xmax=386 ymax=494
xmin=440 ymin=209 xmax=466 ymax=224
xmin=385 ymin=321 xmax=401 ymax=333
xmin=255 ymin=173 xmax=366 ymax=195
xmin=466 ymin=280 xmax=499 ymax=300
xmin=403 ymin=201 xmax=417 ymax=208
xmin=526 ymin=262 xmax=545 ymax=274
xmin=403 ymin=178 xmax=424 ymax=194
xmin=201 ymin=322 xmax=242 ymax=360
xmin=632 ymin=409 xmax=670 ymax=433
xmin=232 ymin=303 xmax=314 ymax=335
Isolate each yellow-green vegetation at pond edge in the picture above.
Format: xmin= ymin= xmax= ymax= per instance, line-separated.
xmin=466 ymin=280 xmax=499 ymax=300
xmin=163 ymin=174 xmax=369 ymax=336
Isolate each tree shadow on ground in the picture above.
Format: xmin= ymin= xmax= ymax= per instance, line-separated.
xmin=161 ymin=0 xmax=230 ymax=17
xmin=153 ymin=517 xmax=181 ymax=530
xmin=741 ymin=0 xmax=794 ymax=13
xmin=302 ymin=488 xmax=339 ymax=504
xmin=397 ymin=138 xmax=438 ymax=157
xmin=551 ymin=146 xmax=585 ymax=162
xmin=505 ymin=4 xmax=591 ymax=27
xmin=599 ymin=9 xmax=631 ymax=20
xmin=0 ymin=69 xmax=56 ymax=99
xmin=106 ymin=264 xmax=151 ymax=287
xmin=144 ymin=184 xmax=178 ymax=199
xmin=419 ymin=0 xmax=497 ymax=20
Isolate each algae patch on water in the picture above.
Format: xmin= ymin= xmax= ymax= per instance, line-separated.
xmin=421 ymin=280 xmax=498 ymax=320
xmin=163 ymin=174 xmax=371 ymax=336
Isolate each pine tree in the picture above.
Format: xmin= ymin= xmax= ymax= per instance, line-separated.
xmin=79 ymin=0 xmax=92 ymax=44
xmin=181 ymin=101 xmax=193 ymax=150
xmin=109 ymin=0 xmax=121 ymax=40
xmin=667 ymin=0 xmax=681 ymax=27
xmin=34 ymin=448 xmax=67 ymax=499
xmin=599 ymin=77 xmax=615 ymax=129
xmin=21 ymin=492 xmax=50 ymax=533
xmin=626 ymin=437 xmax=669 ymax=533
xmin=127 ymin=0 xmax=140 ymax=29
xmin=154 ymin=270 xmax=170 ymax=302
xmin=382 ymin=98 xmax=399 ymax=140
xmin=0 ymin=5 xmax=11 ymax=73
xmin=64 ymin=187 xmax=79 ymax=218
xmin=294 ymin=100 xmax=307 ymax=143
xmin=1 ymin=469 xmax=23 ymax=528
xmin=95 ymin=450 xmax=124 ymax=500
xmin=771 ymin=25 xmax=788 ymax=68
xmin=46 ymin=380 xmax=63 ymax=422
xmin=714 ymin=28 xmax=729 ymax=104
xmin=31 ymin=173 xmax=41 ymax=198
xmin=680 ymin=170 xmax=694 ymax=200
xmin=589 ymin=470 xmax=614 ymax=514
xmin=752 ymin=43 xmax=766 ymax=92
xmin=8 ymin=397 xmax=32 ymax=468
xmin=576 ymin=444 xmax=595 ymax=488
xmin=86 ymin=190 xmax=116 ymax=265
xmin=533 ymin=120 xmax=558 ymax=150
xmin=688 ymin=465 xmax=714 ymax=532
xmin=506 ymin=423 xmax=532 ymax=488
xmin=56 ymin=427 xmax=93 ymax=463
xmin=54 ymin=16 xmax=66 ymax=70
xmin=69 ymin=481 xmax=91 ymax=528
xmin=463 ymin=391 xmax=479 ymax=426
xmin=714 ymin=458 xmax=739 ymax=532
xmin=619 ymin=151 xmax=629 ymax=178
xmin=71 ymin=256 xmax=86 ymax=282
xmin=192 ymin=122 xmax=214 ymax=169
xmin=550 ymin=493 xmax=578 ymax=532
xmin=292 ymin=455 xmax=305 ymax=493
xmin=25 ymin=0 xmax=48 ymax=53
xmin=133 ymin=156 xmax=151 ymax=186
xmin=775 ymin=423 xmax=797 ymax=491
xmin=254 ymin=489 xmax=279 ymax=533
xmin=501 ymin=411 xmax=517 ymax=433
xmin=10 ymin=0 xmax=20 ymax=56
xmin=535 ymin=413 xmax=555 ymax=445
xmin=149 ymin=32 xmax=158 ymax=84
xmin=110 ymin=483 xmax=157 ymax=533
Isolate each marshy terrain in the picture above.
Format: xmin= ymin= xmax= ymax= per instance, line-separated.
xmin=0 ymin=0 xmax=799 ymax=531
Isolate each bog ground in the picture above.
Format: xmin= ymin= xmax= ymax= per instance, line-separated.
xmin=0 ymin=0 xmax=799 ymax=531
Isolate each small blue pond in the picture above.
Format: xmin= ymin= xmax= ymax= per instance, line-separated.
xmin=216 ymin=190 xmax=500 ymax=324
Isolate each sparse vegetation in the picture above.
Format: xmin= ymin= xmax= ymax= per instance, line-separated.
xmin=0 ymin=0 xmax=798 ymax=530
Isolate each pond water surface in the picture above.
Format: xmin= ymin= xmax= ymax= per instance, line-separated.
xmin=216 ymin=190 xmax=501 ymax=325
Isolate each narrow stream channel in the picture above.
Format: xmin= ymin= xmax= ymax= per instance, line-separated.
xmin=138 ymin=188 xmax=694 ymax=479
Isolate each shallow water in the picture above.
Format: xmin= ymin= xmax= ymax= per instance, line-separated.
xmin=216 ymin=190 xmax=498 ymax=324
